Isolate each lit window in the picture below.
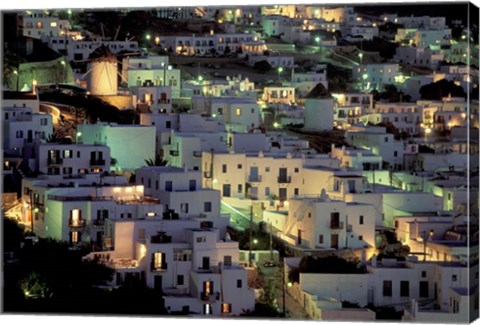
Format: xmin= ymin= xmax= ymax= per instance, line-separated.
xmin=153 ymin=252 xmax=166 ymax=270
xmin=71 ymin=231 xmax=79 ymax=244
xmin=37 ymin=21 xmax=43 ymax=29
xmin=236 ymin=108 xmax=241 ymax=116
xmin=222 ymin=303 xmax=232 ymax=313
xmin=50 ymin=21 xmax=57 ymax=27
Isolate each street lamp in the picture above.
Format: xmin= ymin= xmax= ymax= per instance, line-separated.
xmin=358 ymin=52 xmax=363 ymax=65
xmin=315 ymin=36 xmax=321 ymax=44
xmin=424 ymin=127 xmax=432 ymax=142
xmin=13 ymin=70 xmax=19 ymax=91
xmin=277 ymin=67 xmax=283 ymax=82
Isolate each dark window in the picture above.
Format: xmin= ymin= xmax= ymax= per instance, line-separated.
xmin=237 ymin=164 xmax=242 ymax=169
xmin=383 ymin=280 xmax=392 ymax=296
xmin=319 ymin=235 xmax=323 ymax=244
xmin=421 ymin=271 xmax=427 ymax=278
xmin=400 ymin=281 xmax=410 ymax=297
xmin=165 ymin=181 xmax=173 ymax=191
xmin=222 ymin=164 xmax=227 ymax=173
xmin=236 ymin=279 xmax=242 ymax=288
xmin=358 ymin=235 xmax=363 ymax=240
xmin=204 ymin=202 xmax=212 ymax=212
xmin=419 ymin=281 xmax=429 ymax=298
xmin=359 ymin=215 xmax=364 ymax=224
xmin=177 ymin=275 xmax=184 ymax=286
xmin=294 ymin=168 xmax=299 ymax=173
xmin=294 ymin=188 xmax=299 ymax=196
xmin=452 ymin=275 xmax=457 ymax=281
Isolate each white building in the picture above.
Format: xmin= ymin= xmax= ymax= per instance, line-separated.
xmin=28 ymin=143 xmax=111 ymax=176
xmin=346 ymin=126 xmax=405 ymax=170
xmin=85 ymin=215 xmax=255 ymax=315
xmin=281 ymin=193 xmax=376 ymax=250
xmin=352 ymin=64 xmax=400 ymax=91
xmin=367 ymin=103 xmax=423 ymax=136
xmin=2 ymin=105 xmax=52 ymax=156
xmin=396 ymin=16 xmax=446 ymax=30
xmin=48 ymin=36 xmax=139 ymax=62
xmin=248 ymin=55 xmax=295 ymax=69
xmin=129 ymin=85 xmax=172 ymax=114
xmin=209 ymin=97 xmax=261 ymax=132
xmin=291 ymin=70 xmax=328 ymax=97
xmin=136 ymin=166 xmax=222 ymax=220
xmin=122 ymin=56 xmax=181 ymax=98
xmin=330 ymin=145 xmax=383 ymax=171
xmin=394 ymin=46 xmax=444 ymax=70
xmin=262 ymin=87 xmax=296 ymax=105
xmin=22 ymin=11 xmax=69 ymax=41
xmin=303 ymin=97 xmax=334 ymax=131
xmin=77 ymin=122 xmax=156 ymax=171
xmin=413 ymin=29 xmax=452 ymax=49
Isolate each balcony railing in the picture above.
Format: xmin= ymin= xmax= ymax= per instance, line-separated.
xmin=277 ymin=176 xmax=291 ymax=183
xmin=151 ymin=232 xmax=172 ymax=244
xmin=48 ymin=157 xmax=63 ymax=165
xmin=90 ymin=158 xmax=106 ymax=166
xmin=69 ymin=218 xmax=86 ymax=228
xmin=93 ymin=219 xmax=105 ymax=226
xmin=248 ymin=175 xmax=262 ymax=182
xmin=201 ymin=291 xmax=220 ymax=302
xmin=170 ymin=150 xmax=179 ymax=157
xmin=151 ymin=263 xmax=168 ymax=272
xmin=330 ymin=221 xmax=344 ymax=230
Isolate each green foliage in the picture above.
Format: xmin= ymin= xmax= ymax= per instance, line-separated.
xmin=242 ymin=303 xmax=283 ymax=318
xmin=420 ymin=79 xmax=466 ymax=100
xmin=145 ymin=154 xmax=168 ymax=166
xmin=3 ymin=217 xmax=25 ymax=252
xmin=18 ymin=238 xmax=114 ymax=295
xmin=371 ymin=84 xmax=411 ymax=103
xmin=253 ymin=60 xmax=272 ymax=74
xmin=288 ymin=255 xmax=366 ymax=283
xmin=359 ymin=37 xmax=400 ymax=59
xmin=19 ymin=272 xmax=50 ymax=299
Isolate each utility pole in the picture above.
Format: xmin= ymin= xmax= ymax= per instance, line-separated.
xmin=282 ymin=257 xmax=286 ymax=317
xmin=249 ymin=205 xmax=253 ymax=267
xmin=269 ymin=221 xmax=273 ymax=262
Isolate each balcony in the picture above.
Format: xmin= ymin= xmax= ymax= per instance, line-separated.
xmin=47 ymin=157 xmax=63 ymax=165
xmin=69 ymin=218 xmax=86 ymax=228
xmin=93 ymin=219 xmax=105 ymax=226
xmin=151 ymin=232 xmax=172 ymax=244
xmin=248 ymin=175 xmax=262 ymax=183
xmin=151 ymin=263 xmax=168 ymax=272
xmin=170 ymin=150 xmax=179 ymax=157
xmin=201 ymin=291 xmax=220 ymax=302
xmin=277 ymin=176 xmax=291 ymax=183
xmin=330 ymin=221 xmax=344 ymax=230
xmin=90 ymin=158 xmax=106 ymax=166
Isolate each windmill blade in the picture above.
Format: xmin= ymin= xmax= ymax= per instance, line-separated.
xmin=114 ymin=24 xmax=121 ymax=41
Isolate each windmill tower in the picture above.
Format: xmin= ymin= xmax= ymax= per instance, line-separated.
xmin=87 ymin=45 xmax=118 ymax=96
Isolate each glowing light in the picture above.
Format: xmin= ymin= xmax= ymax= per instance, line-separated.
xmin=136 ymin=185 xmax=144 ymax=192
xmin=358 ymin=53 xmax=363 ymax=58
xmin=425 ymin=128 xmax=432 ymax=134
xmin=155 ymin=36 xmax=160 ymax=45
xmin=287 ymin=282 xmax=293 ymax=287
xmin=145 ymin=34 xmax=151 ymax=40
xmin=315 ymin=36 xmax=321 ymax=43
xmin=253 ymin=239 xmax=258 ymax=245
xmin=212 ymin=113 xmax=217 ymax=118
xmin=13 ymin=70 xmax=18 ymax=75
xmin=147 ymin=212 xmax=155 ymax=216
xmin=113 ymin=187 xmax=121 ymax=193
xmin=60 ymin=60 xmax=66 ymax=65
xmin=273 ymin=122 xmax=279 ymax=128
xmin=34 ymin=208 xmax=39 ymax=213
xmin=277 ymin=67 xmax=284 ymax=73
xmin=76 ymin=132 xmax=82 ymax=137
xmin=213 ymin=179 xmax=218 ymax=184
xmin=362 ymin=74 xmax=368 ymax=80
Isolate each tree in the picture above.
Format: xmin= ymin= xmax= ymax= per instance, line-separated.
xmin=224 ymin=45 xmax=231 ymax=56
xmin=145 ymin=154 xmax=168 ymax=166
xmin=253 ymin=60 xmax=272 ymax=74
xmin=4 ymin=218 xmax=25 ymax=252
xmin=419 ymin=79 xmax=466 ymax=100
